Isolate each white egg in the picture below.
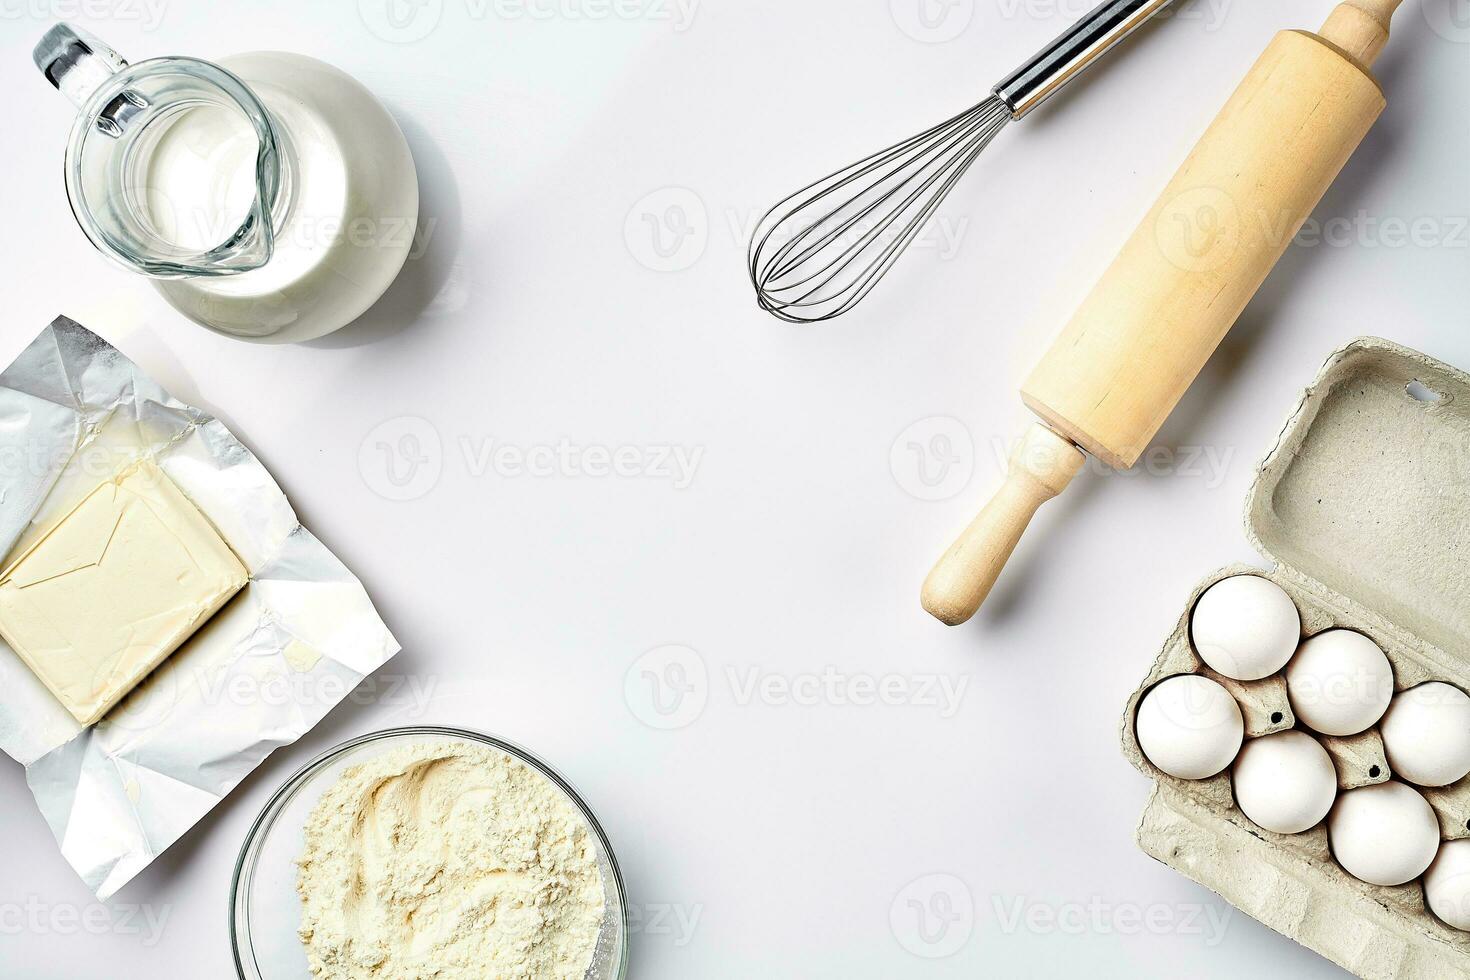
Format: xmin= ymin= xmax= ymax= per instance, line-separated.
xmin=1328 ymin=781 xmax=1440 ymax=886
xmin=1136 ymin=674 xmax=1244 ymax=780
xmin=1380 ymin=682 xmax=1470 ymax=788
xmin=1190 ymin=575 xmax=1301 ymax=681
xmin=1285 ymin=630 xmax=1395 ymax=737
xmin=1425 ymin=839 xmax=1470 ymax=931
xmin=1231 ymin=731 xmax=1338 ymax=835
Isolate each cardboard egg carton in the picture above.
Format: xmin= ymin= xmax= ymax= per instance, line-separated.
xmin=1120 ymin=338 xmax=1470 ymax=979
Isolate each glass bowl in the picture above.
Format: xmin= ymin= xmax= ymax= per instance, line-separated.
xmin=231 ymin=726 xmax=629 ymax=979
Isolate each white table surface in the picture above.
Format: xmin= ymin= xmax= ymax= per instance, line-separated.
xmin=0 ymin=1 xmax=1466 ymax=976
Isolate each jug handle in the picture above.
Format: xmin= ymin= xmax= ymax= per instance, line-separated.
xmin=34 ymin=23 xmax=128 ymax=108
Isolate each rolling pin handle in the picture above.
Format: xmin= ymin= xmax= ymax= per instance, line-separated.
xmin=922 ymin=423 xmax=1085 ymax=626
xmin=1320 ymin=0 xmax=1405 ymax=69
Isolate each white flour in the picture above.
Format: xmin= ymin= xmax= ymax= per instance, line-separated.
xmin=297 ymin=741 xmax=606 ymax=980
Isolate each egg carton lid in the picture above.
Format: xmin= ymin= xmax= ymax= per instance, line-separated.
xmin=1244 ymin=336 xmax=1470 ymax=669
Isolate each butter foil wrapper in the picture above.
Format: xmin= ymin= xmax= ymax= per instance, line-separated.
xmin=0 ymin=317 xmax=400 ymax=898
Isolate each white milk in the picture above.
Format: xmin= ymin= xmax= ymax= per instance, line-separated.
xmin=149 ymin=53 xmax=417 ymax=343
xmin=139 ymin=103 xmax=257 ymax=252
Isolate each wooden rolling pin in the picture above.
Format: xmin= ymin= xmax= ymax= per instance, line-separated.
xmin=923 ymin=0 xmax=1404 ymax=626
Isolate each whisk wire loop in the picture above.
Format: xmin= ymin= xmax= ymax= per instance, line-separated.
xmin=748 ymin=96 xmax=1011 ymax=323
xmin=747 ymin=0 xmax=1178 ymax=322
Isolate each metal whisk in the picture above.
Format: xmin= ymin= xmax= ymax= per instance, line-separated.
xmin=748 ymin=0 xmax=1176 ymax=323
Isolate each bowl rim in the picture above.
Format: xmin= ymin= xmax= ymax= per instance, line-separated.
xmin=229 ymin=724 xmax=630 ymax=980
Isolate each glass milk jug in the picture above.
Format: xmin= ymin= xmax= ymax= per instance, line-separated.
xmin=34 ymin=24 xmax=419 ymax=343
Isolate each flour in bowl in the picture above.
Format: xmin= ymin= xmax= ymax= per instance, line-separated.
xmin=297 ymin=741 xmax=606 ymax=979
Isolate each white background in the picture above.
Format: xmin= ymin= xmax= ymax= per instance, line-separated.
xmin=0 ymin=0 xmax=1466 ymax=976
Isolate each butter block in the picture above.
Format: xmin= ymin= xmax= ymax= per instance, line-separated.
xmin=0 ymin=460 xmax=248 ymax=725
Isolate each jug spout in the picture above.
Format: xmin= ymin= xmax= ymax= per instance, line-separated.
xmin=36 ymin=23 xmax=284 ymax=279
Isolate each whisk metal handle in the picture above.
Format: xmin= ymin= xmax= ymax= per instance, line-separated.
xmin=993 ymin=0 xmax=1177 ymax=119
